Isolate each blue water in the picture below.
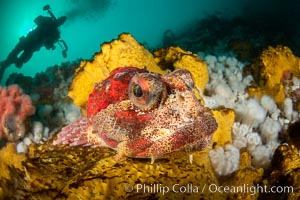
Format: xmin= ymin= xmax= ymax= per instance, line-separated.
xmin=0 ymin=0 xmax=242 ymax=84
xmin=1 ymin=0 xmax=299 ymax=85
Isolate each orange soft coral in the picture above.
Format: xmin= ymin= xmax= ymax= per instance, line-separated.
xmin=0 ymin=85 xmax=35 ymax=142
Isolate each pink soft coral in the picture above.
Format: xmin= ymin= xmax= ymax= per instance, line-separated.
xmin=0 ymin=85 xmax=35 ymax=142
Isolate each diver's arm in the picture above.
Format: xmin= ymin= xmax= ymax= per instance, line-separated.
xmin=47 ymin=10 xmax=56 ymax=20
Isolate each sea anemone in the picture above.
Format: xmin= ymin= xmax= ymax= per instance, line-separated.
xmin=239 ymin=99 xmax=266 ymax=128
xmin=209 ymin=144 xmax=240 ymax=176
xmin=259 ymin=117 xmax=281 ymax=143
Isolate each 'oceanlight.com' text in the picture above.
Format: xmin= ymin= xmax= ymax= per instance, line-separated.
xmin=124 ymin=183 xmax=293 ymax=196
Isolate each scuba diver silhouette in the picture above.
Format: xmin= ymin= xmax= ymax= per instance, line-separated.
xmin=0 ymin=5 xmax=68 ymax=82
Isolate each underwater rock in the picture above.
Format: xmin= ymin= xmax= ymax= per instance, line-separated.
xmin=248 ymin=46 xmax=300 ymax=106
xmin=3 ymin=138 xmax=300 ymax=199
xmin=5 ymin=73 xmax=34 ymax=94
xmin=287 ymin=120 xmax=300 ymax=149
xmin=161 ymin=14 xmax=300 ymax=60
xmin=228 ymin=39 xmax=257 ymax=61
xmin=260 ymin=144 xmax=300 ymax=200
xmin=6 ymin=61 xmax=78 ymax=105
xmin=0 ymin=140 xmax=225 ymax=199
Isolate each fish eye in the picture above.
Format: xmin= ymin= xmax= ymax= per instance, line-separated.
xmin=133 ymin=84 xmax=143 ymax=97
xmin=128 ymin=73 xmax=166 ymax=110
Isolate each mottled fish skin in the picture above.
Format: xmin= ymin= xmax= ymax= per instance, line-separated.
xmin=53 ymin=67 xmax=218 ymax=161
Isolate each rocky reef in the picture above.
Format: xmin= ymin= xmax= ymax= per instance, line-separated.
xmin=0 ymin=33 xmax=300 ymax=199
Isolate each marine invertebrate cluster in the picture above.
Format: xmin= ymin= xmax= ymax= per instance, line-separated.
xmin=2 ymin=61 xmax=82 ymax=153
xmin=209 ymin=144 xmax=240 ymax=176
xmin=16 ymin=120 xmax=51 ymax=153
xmin=202 ymin=51 xmax=299 ymax=173
xmin=0 ymin=85 xmax=35 ymax=142
xmin=54 ymin=67 xmax=218 ymax=162
xmin=0 ymin=31 xmax=300 ymax=198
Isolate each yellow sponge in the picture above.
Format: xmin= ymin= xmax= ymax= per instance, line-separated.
xmin=154 ymin=46 xmax=209 ymax=91
xmin=248 ymin=46 xmax=300 ymax=105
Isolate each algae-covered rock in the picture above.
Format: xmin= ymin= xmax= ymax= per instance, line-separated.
xmin=0 ymin=143 xmax=27 ymax=199
xmin=218 ymin=149 xmax=264 ymax=200
xmin=287 ymin=120 xmax=300 ymax=149
xmin=260 ymin=145 xmax=300 ymax=200
xmin=4 ymin=141 xmax=300 ymax=199
xmin=0 ymin=139 xmax=226 ymax=199
xmin=220 ymin=168 xmax=264 ymax=200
